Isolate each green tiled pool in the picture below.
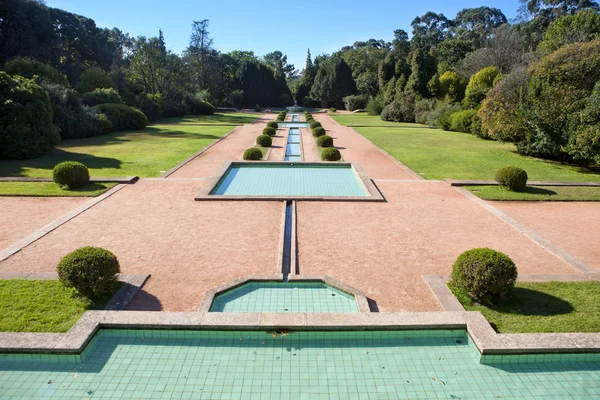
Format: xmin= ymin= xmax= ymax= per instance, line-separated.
xmin=0 ymin=330 xmax=598 ymax=399
xmin=210 ymin=281 xmax=358 ymax=312
xmin=209 ymin=163 xmax=369 ymax=197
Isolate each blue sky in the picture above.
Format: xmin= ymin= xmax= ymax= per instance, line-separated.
xmin=46 ymin=0 xmax=521 ymax=70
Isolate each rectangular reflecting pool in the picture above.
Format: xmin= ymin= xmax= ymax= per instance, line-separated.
xmin=0 ymin=329 xmax=598 ymax=399
xmin=196 ymin=162 xmax=384 ymax=201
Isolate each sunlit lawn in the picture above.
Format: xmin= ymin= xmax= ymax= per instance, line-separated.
xmin=0 ymin=280 xmax=122 ymax=333
xmin=161 ymin=112 xmax=258 ymax=125
xmin=0 ymin=182 xmax=116 ymax=197
xmin=0 ymin=119 xmax=235 ymax=178
xmin=467 ymin=185 xmax=600 ymax=201
xmin=331 ymin=114 xmax=600 ymax=182
xmin=449 ymin=281 xmax=600 ymax=333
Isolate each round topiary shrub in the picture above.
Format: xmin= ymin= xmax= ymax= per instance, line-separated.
xmin=329 ymin=107 xmax=337 ymax=113
xmin=266 ymin=121 xmax=278 ymax=129
xmin=451 ymin=248 xmax=517 ymax=304
xmin=317 ymin=135 xmax=334 ymax=148
xmin=307 ymin=118 xmax=315 ymax=124
xmin=312 ymin=126 xmax=326 ymax=137
xmin=243 ymin=147 xmax=263 ymax=160
xmin=276 ymin=116 xmax=284 ymax=122
xmin=310 ymin=120 xmax=322 ymax=129
xmin=57 ymin=246 xmax=120 ymax=299
xmin=256 ymin=134 xmax=272 ymax=147
xmin=52 ymin=161 xmax=90 ymax=189
xmin=321 ymin=147 xmax=341 ymax=161
xmin=495 ymin=166 xmax=528 ymax=192
xmin=263 ymin=127 xmax=277 ymax=136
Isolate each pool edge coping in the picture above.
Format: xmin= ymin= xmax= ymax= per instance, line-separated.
xmin=197 ymin=275 xmax=371 ymax=313
xmin=194 ymin=161 xmax=385 ymax=202
xmin=1 ymin=307 xmax=598 ymax=356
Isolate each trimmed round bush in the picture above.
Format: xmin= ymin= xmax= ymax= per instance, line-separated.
xmin=312 ymin=127 xmax=326 ymax=137
xmin=57 ymin=246 xmax=120 ymax=300
xmin=263 ymin=127 xmax=277 ymax=136
xmin=329 ymin=107 xmax=337 ymax=113
xmin=256 ymin=134 xmax=272 ymax=147
xmin=451 ymin=248 xmax=517 ymax=304
xmin=266 ymin=121 xmax=278 ymax=129
xmin=93 ymin=103 xmax=148 ymax=131
xmin=52 ymin=161 xmax=90 ymax=189
xmin=321 ymin=147 xmax=342 ymax=161
xmin=243 ymin=147 xmax=263 ymax=160
xmin=310 ymin=120 xmax=322 ymax=129
xmin=307 ymin=117 xmax=315 ymax=123
xmin=317 ymin=135 xmax=334 ymax=148
xmin=495 ymin=166 xmax=528 ymax=191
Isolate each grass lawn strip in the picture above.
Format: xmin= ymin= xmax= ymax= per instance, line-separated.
xmin=0 ymin=120 xmax=234 ymax=178
xmin=449 ymin=281 xmax=600 ymax=333
xmin=161 ymin=112 xmax=258 ymax=125
xmin=0 ymin=182 xmax=116 ymax=197
xmin=0 ymin=279 xmax=123 ymax=333
xmin=467 ymin=185 xmax=600 ymax=201
xmin=354 ymin=126 xmax=598 ymax=182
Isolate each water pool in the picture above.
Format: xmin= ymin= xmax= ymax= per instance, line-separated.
xmin=210 ymin=281 xmax=358 ymax=312
xmin=277 ymin=122 xmax=309 ymax=128
xmin=1 ymin=330 xmax=598 ymax=399
xmin=207 ymin=163 xmax=371 ymax=198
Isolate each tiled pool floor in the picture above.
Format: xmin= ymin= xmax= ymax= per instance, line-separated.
xmin=0 ymin=330 xmax=598 ymax=399
xmin=210 ymin=281 xmax=358 ymax=312
xmin=209 ymin=163 xmax=369 ymax=197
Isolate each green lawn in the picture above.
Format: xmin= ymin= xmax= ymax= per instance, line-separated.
xmin=0 ymin=279 xmax=122 ymax=333
xmin=449 ymin=281 xmax=600 ymax=333
xmin=0 ymin=182 xmax=115 ymax=197
xmin=332 ymin=115 xmax=600 ymax=182
xmin=0 ymin=120 xmax=235 ymax=178
xmin=331 ymin=113 xmax=418 ymax=127
xmin=467 ymin=185 xmax=600 ymax=201
xmin=161 ymin=112 xmax=258 ymax=125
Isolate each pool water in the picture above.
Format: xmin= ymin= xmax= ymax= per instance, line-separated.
xmin=284 ymin=128 xmax=301 ymax=161
xmin=210 ymin=281 xmax=358 ymax=312
xmin=210 ymin=163 xmax=369 ymax=197
xmin=0 ymin=330 xmax=598 ymax=399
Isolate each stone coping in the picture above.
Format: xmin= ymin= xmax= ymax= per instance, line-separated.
xmin=0 ymin=184 xmax=128 ymax=263
xmin=162 ymin=126 xmax=240 ymax=177
xmin=197 ymin=275 xmax=371 ymax=314
xmin=194 ymin=161 xmax=385 ymax=202
xmin=422 ymin=274 xmax=600 ymax=354
xmin=0 ymin=176 xmax=138 ymax=184
xmin=0 ymin=272 xmax=150 ymax=312
xmin=1 ymin=309 xmax=598 ymax=357
xmin=447 ymin=179 xmax=600 ymax=187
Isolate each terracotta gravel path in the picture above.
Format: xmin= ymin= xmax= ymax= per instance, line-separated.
xmin=0 ymin=197 xmax=87 ymax=251
xmin=492 ymin=201 xmax=600 ymax=272
xmin=169 ymin=114 xmax=273 ymax=178
xmin=0 ymin=180 xmax=282 ymax=311
xmin=297 ymin=181 xmax=578 ymax=312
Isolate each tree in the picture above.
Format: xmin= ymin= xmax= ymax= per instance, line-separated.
xmin=310 ymin=57 xmax=356 ymax=108
xmin=186 ymin=20 xmax=214 ymax=90
xmin=236 ymin=60 xmax=291 ymax=106
xmin=0 ymin=72 xmax=60 ymax=159
xmin=77 ymin=67 xmax=114 ymax=93
xmin=411 ymin=12 xmax=451 ymax=51
xmin=458 ymin=25 xmax=525 ymax=77
xmin=464 ymin=66 xmax=501 ymax=107
xmin=128 ymin=33 xmax=184 ymax=101
xmin=263 ymin=51 xmax=297 ymax=80
xmin=453 ymin=7 xmax=508 ymax=46
xmin=4 ymin=57 xmax=69 ymax=86
xmin=519 ymin=0 xmax=599 ymax=23
xmin=539 ymin=9 xmax=600 ymax=52
xmin=405 ymin=47 xmax=436 ymax=97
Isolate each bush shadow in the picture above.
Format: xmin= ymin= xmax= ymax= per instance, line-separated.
xmin=0 ymin=149 xmax=122 ymax=177
xmin=487 ymin=288 xmax=574 ymax=317
xmin=125 ymin=289 xmax=163 ymax=311
xmin=522 ymin=186 xmax=557 ymax=195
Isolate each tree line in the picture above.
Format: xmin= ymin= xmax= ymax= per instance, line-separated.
xmin=298 ymin=1 xmax=600 ymax=165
